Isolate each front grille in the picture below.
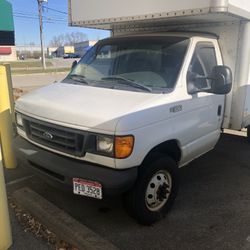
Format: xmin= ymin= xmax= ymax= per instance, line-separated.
xmin=23 ymin=117 xmax=85 ymax=157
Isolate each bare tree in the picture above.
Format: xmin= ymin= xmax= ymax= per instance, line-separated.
xmin=49 ymin=32 xmax=88 ymax=47
xmin=66 ymin=32 xmax=88 ymax=45
xmin=49 ymin=34 xmax=65 ymax=47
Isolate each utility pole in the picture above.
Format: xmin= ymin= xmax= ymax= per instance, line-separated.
xmin=38 ymin=0 xmax=46 ymax=70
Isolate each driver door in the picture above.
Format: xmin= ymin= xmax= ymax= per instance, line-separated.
xmin=185 ymin=42 xmax=225 ymax=161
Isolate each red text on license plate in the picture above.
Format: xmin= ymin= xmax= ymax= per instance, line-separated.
xmin=73 ymin=178 xmax=102 ymax=199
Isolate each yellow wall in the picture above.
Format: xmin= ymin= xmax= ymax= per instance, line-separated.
xmin=64 ymin=46 xmax=75 ymax=54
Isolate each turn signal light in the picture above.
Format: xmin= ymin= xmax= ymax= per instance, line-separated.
xmin=115 ymin=135 xmax=134 ymax=159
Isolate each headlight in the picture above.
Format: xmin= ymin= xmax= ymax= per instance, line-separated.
xmin=96 ymin=135 xmax=114 ymax=154
xmin=94 ymin=134 xmax=134 ymax=158
xmin=16 ymin=113 xmax=23 ymax=127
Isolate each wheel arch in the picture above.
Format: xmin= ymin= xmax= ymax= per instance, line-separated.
xmin=142 ymin=139 xmax=182 ymax=166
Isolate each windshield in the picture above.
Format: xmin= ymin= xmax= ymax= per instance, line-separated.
xmin=65 ymin=36 xmax=190 ymax=93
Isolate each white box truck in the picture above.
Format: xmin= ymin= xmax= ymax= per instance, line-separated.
xmin=15 ymin=0 xmax=250 ymax=224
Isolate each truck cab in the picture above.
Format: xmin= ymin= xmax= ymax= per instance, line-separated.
xmin=15 ymin=32 xmax=232 ymax=224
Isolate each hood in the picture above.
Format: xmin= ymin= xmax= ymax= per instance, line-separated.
xmin=15 ymin=82 xmax=162 ymax=132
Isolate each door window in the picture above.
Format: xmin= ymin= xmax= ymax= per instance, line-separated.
xmin=187 ymin=43 xmax=217 ymax=92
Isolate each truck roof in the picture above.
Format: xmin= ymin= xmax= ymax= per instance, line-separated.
xmin=105 ymin=32 xmax=219 ymax=39
xmin=93 ymin=32 xmax=218 ymax=45
xmin=69 ymin=0 xmax=250 ymax=31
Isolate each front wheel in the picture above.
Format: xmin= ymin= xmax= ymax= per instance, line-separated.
xmin=123 ymin=155 xmax=179 ymax=225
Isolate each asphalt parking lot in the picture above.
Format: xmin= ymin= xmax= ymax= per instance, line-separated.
xmin=12 ymin=72 xmax=67 ymax=91
xmin=5 ymin=131 xmax=250 ymax=250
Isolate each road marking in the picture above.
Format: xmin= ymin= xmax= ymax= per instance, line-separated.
xmin=6 ymin=175 xmax=33 ymax=186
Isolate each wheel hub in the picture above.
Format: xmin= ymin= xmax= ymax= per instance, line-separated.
xmin=145 ymin=170 xmax=172 ymax=212
xmin=156 ymin=183 xmax=169 ymax=201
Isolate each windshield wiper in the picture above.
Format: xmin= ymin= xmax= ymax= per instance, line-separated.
xmin=68 ymin=74 xmax=89 ymax=85
xmin=101 ymin=76 xmax=152 ymax=92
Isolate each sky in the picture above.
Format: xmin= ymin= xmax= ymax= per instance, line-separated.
xmin=8 ymin=0 xmax=110 ymax=46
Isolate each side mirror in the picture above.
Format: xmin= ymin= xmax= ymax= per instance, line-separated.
xmin=209 ymin=66 xmax=232 ymax=95
xmin=71 ymin=60 xmax=77 ymax=70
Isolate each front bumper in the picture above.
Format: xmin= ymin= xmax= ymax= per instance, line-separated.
xmin=14 ymin=136 xmax=138 ymax=196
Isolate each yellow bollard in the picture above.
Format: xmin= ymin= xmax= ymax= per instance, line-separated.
xmin=3 ymin=64 xmax=15 ymax=123
xmin=0 ymin=145 xmax=12 ymax=250
xmin=0 ymin=65 xmax=15 ymax=248
xmin=0 ymin=65 xmax=17 ymax=169
xmin=0 ymin=65 xmax=13 ymax=115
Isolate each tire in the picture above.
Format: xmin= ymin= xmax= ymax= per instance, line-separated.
xmin=123 ymin=154 xmax=179 ymax=225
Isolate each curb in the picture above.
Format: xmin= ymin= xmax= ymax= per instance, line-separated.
xmin=12 ymin=187 xmax=119 ymax=250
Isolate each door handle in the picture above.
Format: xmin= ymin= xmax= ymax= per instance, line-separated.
xmin=217 ymin=105 xmax=222 ymax=116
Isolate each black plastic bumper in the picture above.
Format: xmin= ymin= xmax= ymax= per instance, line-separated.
xmin=14 ymin=136 xmax=138 ymax=196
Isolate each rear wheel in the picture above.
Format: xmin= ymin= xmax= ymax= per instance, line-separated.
xmin=123 ymin=155 xmax=179 ymax=225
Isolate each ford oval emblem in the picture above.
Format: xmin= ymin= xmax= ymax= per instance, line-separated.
xmin=43 ymin=131 xmax=54 ymax=140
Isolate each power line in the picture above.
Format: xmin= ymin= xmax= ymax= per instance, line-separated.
xmin=13 ymin=13 xmax=68 ymax=23
xmin=14 ymin=10 xmax=38 ymax=15
xmin=43 ymin=6 xmax=67 ymax=15
xmin=15 ymin=9 xmax=66 ymax=18
xmin=46 ymin=16 xmax=67 ymax=21
xmin=14 ymin=11 xmax=67 ymax=21
xmin=13 ymin=16 xmax=66 ymax=25
xmin=13 ymin=14 xmax=52 ymax=22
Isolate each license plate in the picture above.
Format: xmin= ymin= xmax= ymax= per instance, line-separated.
xmin=73 ymin=178 xmax=102 ymax=199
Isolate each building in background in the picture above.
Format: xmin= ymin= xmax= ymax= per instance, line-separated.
xmin=16 ymin=45 xmax=47 ymax=59
xmin=0 ymin=0 xmax=16 ymax=61
xmin=47 ymin=47 xmax=57 ymax=57
xmin=74 ymin=40 xmax=97 ymax=57
xmin=53 ymin=40 xmax=97 ymax=58
xmin=56 ymin=45 xmax=75 ymax=57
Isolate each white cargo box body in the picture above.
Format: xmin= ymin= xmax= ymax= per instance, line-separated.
xmin=68 ymin=0 xmax=250 ymax=29
xmin=69 ymin=0 xmax=250 ymax=130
